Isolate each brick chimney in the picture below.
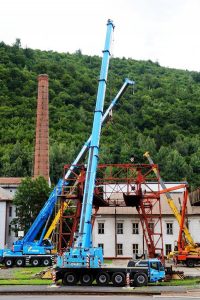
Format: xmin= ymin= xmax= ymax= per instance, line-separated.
xmin=33 ymin=74 xmax=49 ymax=181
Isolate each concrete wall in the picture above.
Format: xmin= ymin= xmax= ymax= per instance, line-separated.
xmin=187 ymin=217 xmax=200 ymax=243
xmin=92 ymin=214 xmax=200 ymax=258
xmin=6 ymin=202 xmax=18 ymax=247
xmin=0 ymin=185 xmax=18 ymax=248
xmin=0 ymin=201 xmax=18 ymax=248
xmin=93 ymin=216 xmax=146 ymax=257
xmin=0 ymin=201 xmax=7 ymax=248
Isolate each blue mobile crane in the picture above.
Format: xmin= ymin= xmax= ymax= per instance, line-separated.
xmin=55 ymin=19 xmax=165 ymax=287
xmin=0 ymin=20 xmax=133 ymax=268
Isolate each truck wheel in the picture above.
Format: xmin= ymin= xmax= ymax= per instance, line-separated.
xmin=186 ymin=259 xmax=195 ymax=267
xmin=96 ymin=272 xmax=110 ymax=286
xmin=111 ymin=272 xmax=126 ymax=287
xmin=30 ymin=258 xmax=40 ymax=267
xmin=4 ymin=258 xmax=14 ymax=268
xmin=134 ymin=272 xmax=148 ymax=287
xmin=42 ymin=258 xmax=51 ymax=267
xmin=62 ymin=272 xmax=78 ymax=286
xmin=80 ymin=273 xmax=93 ymax=286
xmin=16 ymin=258 xmax=25 ymax=267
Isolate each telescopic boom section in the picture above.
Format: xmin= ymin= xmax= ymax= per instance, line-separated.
xmin=78 ymin=19 xmax=114 ymax=248
xmin=144 ymin=151 xmax=195 ymax=247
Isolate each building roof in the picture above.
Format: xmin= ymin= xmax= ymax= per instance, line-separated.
xmin=96 ymin=183 xmax=200 ymax=216
xmin=0 ymin=187 xmax=13 ymax=201
xmin=0 ymin=177 xmax=23 ymax=186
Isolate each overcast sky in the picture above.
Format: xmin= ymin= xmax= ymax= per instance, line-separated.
xmin=1 ymin=0 xmax=200 ymax=71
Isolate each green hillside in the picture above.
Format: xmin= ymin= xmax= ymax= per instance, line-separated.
xmin=0 ymin=40 xmax=200 ymax=189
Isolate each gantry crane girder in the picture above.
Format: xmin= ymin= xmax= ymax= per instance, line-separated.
xmin=57 ymin=163 xmax=165 ymax=260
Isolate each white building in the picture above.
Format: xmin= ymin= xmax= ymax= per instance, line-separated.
xmin=0 ymin=178 xmax=22 ymax=248
xmin=92 ymin=183 xmax=200 ymax=258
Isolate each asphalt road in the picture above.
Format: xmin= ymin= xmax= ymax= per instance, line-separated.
xmin=0 ymin=296 xmax=200 ymax=300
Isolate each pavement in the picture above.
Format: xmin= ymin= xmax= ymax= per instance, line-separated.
xmin=1 ymin=284 xmax=200 ymax=296
xmin=172 ymin=264 xmax=200 ymax=277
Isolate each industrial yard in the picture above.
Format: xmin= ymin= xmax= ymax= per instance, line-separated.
xmin=1 ymin=1 xmax=200 ymax=299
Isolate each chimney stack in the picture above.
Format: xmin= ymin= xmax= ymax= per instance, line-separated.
xmin=33 ymin=74 xmax=49 ymax=181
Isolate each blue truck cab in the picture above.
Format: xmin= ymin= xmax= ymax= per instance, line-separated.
xmin=128 ymin=258 xmax=165 ymax=283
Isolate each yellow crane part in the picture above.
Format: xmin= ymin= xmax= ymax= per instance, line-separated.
xmin=44 ymin=201 xmax=70 ymax=240
xmin=144 ymin=151 xmax=195 ymax=248
xmin=44 ymin=176 xmax=80 ymax=240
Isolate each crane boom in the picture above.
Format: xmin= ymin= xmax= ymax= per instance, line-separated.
xmin=78 ymin=19 xmax=114 ymax=248
xmin=144 ymin=151 xmax=195 ymax=247
xmin=57 ymin=19 xmax=115 ymax=268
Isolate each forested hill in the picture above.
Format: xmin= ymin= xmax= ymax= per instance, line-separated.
xmin=0 ymin=40 xmax=200 ymax=189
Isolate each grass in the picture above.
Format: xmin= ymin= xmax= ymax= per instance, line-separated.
xmin=149 ymin=278 xmax=200 ymax=286
xmin=0 ymin=267 xmax=52 ymax=285
xmin=13 ymin=267 xmax=46 ymax=279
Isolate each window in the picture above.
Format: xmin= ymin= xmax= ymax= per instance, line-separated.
xmin=15 ymin=208 xmax=18 ymax=217
xmin=151 ymin=262 xmax=159 ymax=270
xmin=148 ymin=222 xmax=154 ymax=233
xmin=9 ymin=206 xmax=12 ymax=217
xmin=117 ymin=244 xmax=123 ymax=255
xmin=165 ymin=244 xmax=172 ymax=255
xmin=166 ymin=223 xmax=173 ymax=235
xmin=15 ymin=225 xmax=18 ymax=237
xmin=138 ymin=261 xmax=148 ymax=267
xmin=98 ymin=223 xmax=104 ymax=234
xmin=132 ymin=243 xmax=139 ymax=254
xmin=98 ymin=243 xmax=104 ymax=254
xmin=117 ymin=223 xmax=123 ymax=234
xmin=8 ymin=224 xmax=11 ymax=236
xmin=132 ymin=223 xmax=139 ymax=234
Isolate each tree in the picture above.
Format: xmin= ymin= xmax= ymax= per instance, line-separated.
xmin=13 ymin=38 xmax=21 ymax=49
xmin=157 ymin=148 xmax=192 ymax=182
xmin=1 ymin=41 xmax=200 ymax=188
xmin=11 ymin=177 xmax=51 ymax=235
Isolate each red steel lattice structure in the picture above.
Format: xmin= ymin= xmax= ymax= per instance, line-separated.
xmin=95 ymin=164 xmax=164 ymax=261
xmin=57 ymin=163 xmax=164 ymax=260
xmin=57 ymin=166 xmax=85 ymax=254
xmin=33 ymin=74 xmax=49 ymax=181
